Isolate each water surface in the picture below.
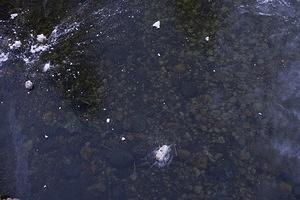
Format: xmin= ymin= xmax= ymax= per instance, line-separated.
xmin=1 ymin=0 xmax=300 ymax=199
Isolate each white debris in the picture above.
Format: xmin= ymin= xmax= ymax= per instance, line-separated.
xmin=153 ymin=144 xmax=173 ymax=167
xmin=157 ymin=53 xmax=161 ymax=56
xmin=0 ymin=52 xmax=9 ymax=62
xmin=37 ymin=34 xmax=47 ymax=43
xmin=25 ymin=80 xmax=34 ymax=90
xmin=9 ymin=40 xmax=22 ymax=49
xmin=155 ymin=145 xmax=170 ymax=161
xmin=121 ymin=137 xmax=126 ymax=141
xmin=43 ymin=62 xmax=53 ymax=72
xmin=106 ymin=118 xmax=110 ymax=123
xmin=43 ymin=184 xmax=47 ymax=188
xmin=10 ymin=13 xmax=18 ymax=19
xmin=44 ymin=135 xmax=48 ymax=139
xmin=258 ymin=112 xmax=263 ymax=116
xmin=153 ymin=20 xmax=160 ymax=29
xmin=30 ymin=44 xmax=49 ymax=54
xmin=205 ymin=36 xmax=210 ymax=41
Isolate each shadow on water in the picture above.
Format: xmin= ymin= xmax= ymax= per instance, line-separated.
xmin=174 ymin=0 xmax=219 ymax=46
xmin=43 ymin=34 xmax=108 ymax=116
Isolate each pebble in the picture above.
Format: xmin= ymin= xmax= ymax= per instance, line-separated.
xmin=174 ymin=63 xmax=186 ymax=73
xmin=123 ymin=116 xmax=146 ymax=132
xmin=130 ymin=172 xmax=138 ymax=181
xmin=294 ymin=185 xmax=300 ymax=197
xmin=279 ymin=182 xmax=292 ymax=193
xmin=177 ymin=149 xmax=191 ymax=161
xmin=180 ymin=81 xmax=197 ymax=98
xmin=193 ymin=185 xmax=203 ymax=195
xmin=80 ymin=142 xmax=93 ymax=160
xmin=25 ymin=80 xmax=34 ymax=90
xmin=192 ymin=152 xmax=208 ymax=169
xmin=106 ymin=149 xmax=134 ymax=168
xmin=87 ymin=181 xmax=106 ymax=193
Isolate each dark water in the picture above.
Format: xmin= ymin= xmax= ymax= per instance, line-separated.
xmin=1 ymin=0 xmax=300 ymax=199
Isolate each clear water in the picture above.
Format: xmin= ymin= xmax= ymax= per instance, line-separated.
xmin=0 ymin=0 xmax=300 ymax=199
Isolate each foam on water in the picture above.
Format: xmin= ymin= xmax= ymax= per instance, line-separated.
xmin=238 ymin=0 xmax=295 ymax=19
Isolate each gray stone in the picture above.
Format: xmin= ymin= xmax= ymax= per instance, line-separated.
xmin=106 ymin=149 xmax=134 ymax=169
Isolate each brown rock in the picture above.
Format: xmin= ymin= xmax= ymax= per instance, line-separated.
xmin=193 ymin=152 xmax=208 ymax=169
xmin=80 ymin=142 xmax=93 ymax=160
xmin=87 ymin=180 xmax=106 ymax=193
xmin=280 ymin=182 xmax=292 ymax=193
xmin=178 ymin=149 xmax=191 ymax=161
xmin=174 ymin=63 xmax=186 ymax=73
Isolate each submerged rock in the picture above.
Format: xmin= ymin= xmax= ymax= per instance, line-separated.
xmin=180 ymin=81 xmax=198 ymax=98
xmin=106 ymin=149 xmax=134 ymax=169
xmin=24 ymin=80 xmax=34 ymax=90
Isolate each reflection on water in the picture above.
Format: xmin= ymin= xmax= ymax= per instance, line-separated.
xmin=1 ymin=0 xmax=300 ymax=199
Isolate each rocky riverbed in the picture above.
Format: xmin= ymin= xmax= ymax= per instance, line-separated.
xmin=0 ymin=0 xmax=300 ymax=199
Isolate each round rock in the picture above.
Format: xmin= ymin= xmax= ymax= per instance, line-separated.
xmin=25 ymin=80 xmax=34 ymax=90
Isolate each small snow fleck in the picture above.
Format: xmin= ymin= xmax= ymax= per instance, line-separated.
xmin=9 ymin=41 xmax=22 ymax=49
xmin=103 ymin=108 xmax=107 ymax=111
xmin=153 ymin=20 xmax=160 ymax=29
xmin=258 ymin=112 xmax=263 ymax=116
xmin=121 ymin=137 xmax=126 ymax=141
xmin=157 ymin=53 xmax=161 ymax=56
xmin=44 ymin=135 xmax=48 ymax=139
xmin=106 ymin=118 xmax=110 ymax=123
xmin=43 ymin=62 xmax=53 ymax=72
xmin=10 ymin=13 xmax=18 ymax=19
xmin=37 ymin=34 xmax=47 ymax=43
xmin=58 ymin=106 xmax=62 ymax=110
xmin=213 ymin=69 xmax=216 ymax=72
xmin=43 ymin=185 xmax=47 ymax=188
xmin=205 ymin=36 xmax=210 ymax=41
